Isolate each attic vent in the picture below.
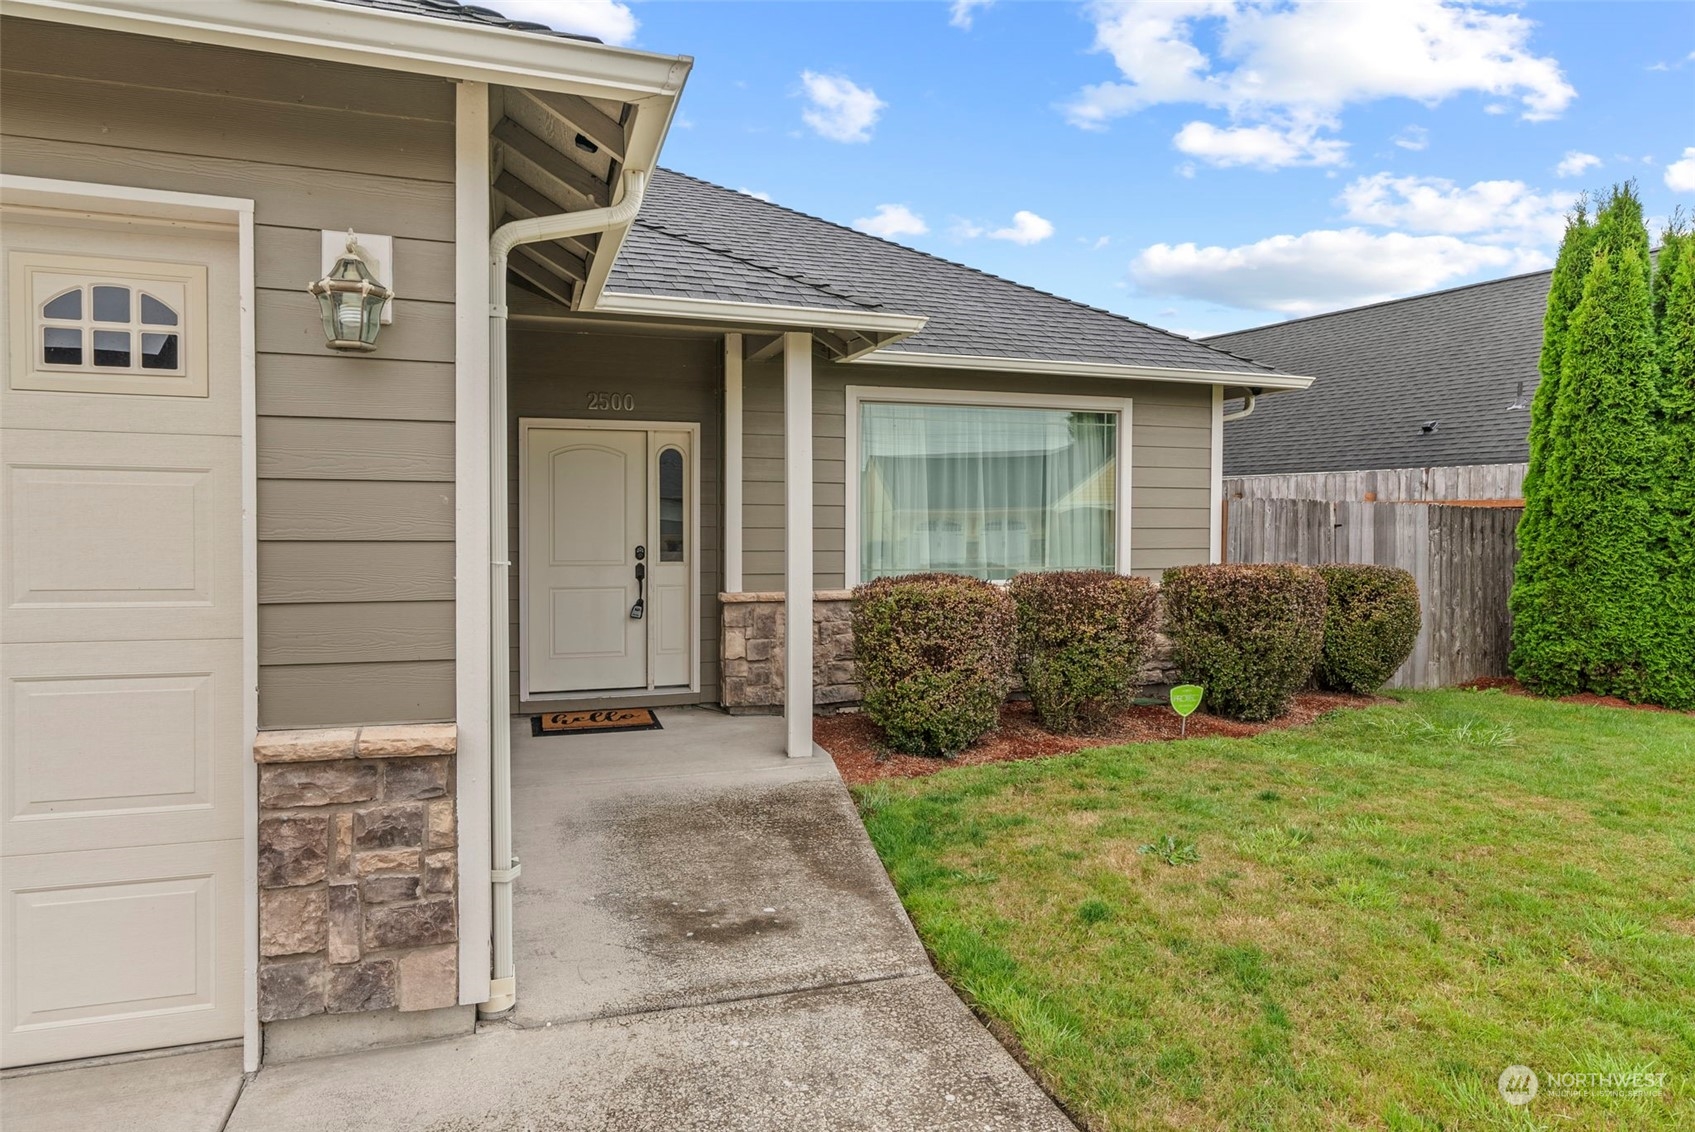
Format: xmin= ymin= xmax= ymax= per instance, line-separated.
xmin=574 ymin=133 xmax=599 ymax=154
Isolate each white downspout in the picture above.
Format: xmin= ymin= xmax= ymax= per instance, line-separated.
xmin=1222 ymin=388 xmax=1259 ymax=423
xmin=482 ymin=169 xmax=648 ymax=1017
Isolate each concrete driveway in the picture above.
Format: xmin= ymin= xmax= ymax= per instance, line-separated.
xmin=7 ymin=709 xmax=1074 ymax=1132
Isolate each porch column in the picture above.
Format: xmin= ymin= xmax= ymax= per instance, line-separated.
xmin=783 ymin=331 xmax=814 ymax=758
xmin=724 ymin=333 xmax=743 ymax=593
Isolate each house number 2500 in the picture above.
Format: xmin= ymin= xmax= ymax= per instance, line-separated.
xmin=586 ymin=391 xmax=636 ymax=411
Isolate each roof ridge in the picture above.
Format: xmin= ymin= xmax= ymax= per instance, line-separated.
xmin=1202 ymin=265 xmax=1556 ymax=341
xmin=654 ymin=167 xmax=1281 ymax=376
xmin=630 ymin=216 xmax=885 ymax=311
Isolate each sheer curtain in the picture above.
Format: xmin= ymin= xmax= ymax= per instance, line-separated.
xmin=859 ymin=401 xmax=1117 ymax=582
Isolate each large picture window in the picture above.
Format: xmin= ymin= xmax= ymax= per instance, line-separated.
xmin=853 ymin=391 xmax=1128 ymax=583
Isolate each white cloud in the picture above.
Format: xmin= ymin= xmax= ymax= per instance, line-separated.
xmin=1337 ymin=173 xmax=1575 ymax=245
xmin=988 ymin=210 xmax=1055 ymax=245
xmin=1131 ymin=228 xmax=1550 ymax=315
xmin=853 ymin=204 xmax=928 ymax=240
xmin=1666 ymin=147 xmax=1695 ymax=193
xmin=1174 ymin=120 xmax=1347 ymax=168
xmin=1393 ymin=125 xmax=1430 ymax=151
xmin=949 ymin=0 xmax=993 ymax=30
xmin=1064 ymin=1 xmax=1573 ymax=168
xmin=493 ymin=0 xmax=637 ymax=45
xmin=799 ymin=71 xmax=886 ymax=143
xmin=1555 ymin=150 xmax=1602 ymax=178
xmin=737 ymin=188 xmax=773 ymax=202
xmin=1090 ymin=235 xmax=1113 ymax=250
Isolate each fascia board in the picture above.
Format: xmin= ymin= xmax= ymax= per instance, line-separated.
xmin=850 ymin=348 xmax=1314 ymax=391
xmin=594 ymin=291 xmax=928 ymax=337
xmin=9 ymin=0 xmax=693 ymax=102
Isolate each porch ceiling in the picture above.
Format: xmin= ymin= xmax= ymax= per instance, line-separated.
xmin=490 ymin=84 xmax=636 ymax=309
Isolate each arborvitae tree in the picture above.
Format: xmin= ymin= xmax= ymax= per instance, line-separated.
xmin=1511 ymin=202 xmax=1594 ymax=685
xmin=1513 ymin=245 xmax=1663 ymax=698
xmin=1653 ymin=215 xmax=1687 ymax=331
xmin=1651 ymin=237 xmax=1695 ymax=708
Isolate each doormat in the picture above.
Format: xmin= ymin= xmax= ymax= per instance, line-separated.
xmin=530 ymin=708 xmax=662 ymax=737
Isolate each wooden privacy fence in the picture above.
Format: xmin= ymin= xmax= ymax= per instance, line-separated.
xmin=1226 ymin=462 xmax=1526 ymax=504
xmin=1225 ymin=498 xmax=1522 ymax=690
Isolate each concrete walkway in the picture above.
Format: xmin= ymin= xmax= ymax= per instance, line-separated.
xmin=6 ymin=709 xmax=1073 ymax=1131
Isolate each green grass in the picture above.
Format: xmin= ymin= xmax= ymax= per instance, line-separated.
xmin=853 ymin=690 xmax=1695 ymax=1130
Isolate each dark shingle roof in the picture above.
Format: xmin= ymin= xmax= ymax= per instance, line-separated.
xmin=328 ymin=0 xmax=600 ymax=40
xmin=1206 ymin=269 xmax=1552 ymax=476
xmin=607 ymin=169 xmax=1279 ymax=378
xmin=613 ymin=223 xmax=879 ymax=312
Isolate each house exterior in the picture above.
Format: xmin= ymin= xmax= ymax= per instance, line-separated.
xmin=1208 ymin=268 xmax=1551 ymax=503
xmin=0 ymin=0 xmax=1309 ymax=1072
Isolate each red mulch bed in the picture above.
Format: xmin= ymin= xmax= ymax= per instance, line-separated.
xmin=818 ymin=692 xmax=1379 ymax=786
xmin=1460 ymin=675 xmax=1692 ymax=714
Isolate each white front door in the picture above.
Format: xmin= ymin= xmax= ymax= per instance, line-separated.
xmin=1 ymin=211 xmax=244 ymax=1066
xmin=523 ymin=423 xmax=693 ymax=697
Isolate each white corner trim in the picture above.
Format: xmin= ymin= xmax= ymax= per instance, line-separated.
xmin=723 ymin=333 xmax=744 ymax=594
xmin=851 ymin=348 xmax=1313 ymax=391
xmin=8 ymin=0 xmax=693 ymax=102
xmin=842 ymin=385 xmax=1135 ymax=589
xmin=1210 ymin=384 xmax=1224 ymax=565
xmin=452 ymin=81 xmax=493 ymax=1011
xmin=595 ymin=292 xmax=928 ymax=338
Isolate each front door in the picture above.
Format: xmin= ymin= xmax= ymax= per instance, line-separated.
xmin=1 ymin=207 xmax=244 ymax=1066
xmin=523 ymin=424 xmax=693 ymax=697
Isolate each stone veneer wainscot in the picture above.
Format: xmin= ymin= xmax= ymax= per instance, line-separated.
xmin=253 ymin=723 xmax=459 ymax=1022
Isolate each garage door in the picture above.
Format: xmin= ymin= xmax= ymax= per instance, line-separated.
xmin=1 ymin=206 xmax=245 ymax=1067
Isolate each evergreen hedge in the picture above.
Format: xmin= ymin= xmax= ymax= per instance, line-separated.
xmin=1161 ymin=564 xmax=1326 ymax=722
xmin=851 ymin=573 xmax=1015 ymax=756
xmin=1008 ymin=570 xmax=1158 ymax=732
xmin=1313 ymin=565 xmax=1421 ymax=694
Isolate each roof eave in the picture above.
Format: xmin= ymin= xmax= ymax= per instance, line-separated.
xmin=849 ymin=349 xmax=1313 ymax=391
xmin=7 ymin=0 xmax=694 ymax=102
xmin=594 ymin=291 xmax=927 ymax=347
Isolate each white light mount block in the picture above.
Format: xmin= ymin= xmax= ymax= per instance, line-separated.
xmin=320 ymin=230 xmax=394 ymax=323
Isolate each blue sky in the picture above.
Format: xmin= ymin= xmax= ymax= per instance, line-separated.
xmin=503 ymin=1 xmax=1694 ymax=336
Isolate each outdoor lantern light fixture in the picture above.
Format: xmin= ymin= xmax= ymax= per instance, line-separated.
xmin=308 ymin=229 xmax=393 ymax=352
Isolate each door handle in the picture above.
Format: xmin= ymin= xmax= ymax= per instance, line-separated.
xmin=630 ymin=546 xmax=646 ymax=619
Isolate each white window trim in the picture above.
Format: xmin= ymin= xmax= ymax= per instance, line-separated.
xmin=843 ymin=385 xmax=1134 ymax=588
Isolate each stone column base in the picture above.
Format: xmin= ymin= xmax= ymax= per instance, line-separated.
xmin=253 ymin=723 xmax=460 ymax=1025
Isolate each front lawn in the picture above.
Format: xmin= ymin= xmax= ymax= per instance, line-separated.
xmin=853 ymin=690 xmax=1695 ymax=1130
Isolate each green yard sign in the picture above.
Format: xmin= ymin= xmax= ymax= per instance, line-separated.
xmin=1170 ymin=684 xmax=1204 ymax=736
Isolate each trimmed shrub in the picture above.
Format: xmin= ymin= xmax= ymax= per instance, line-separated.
xmin=1008 ymin=570 xmax=1158 ymax=732
xmin=852 ymin=573 xmax=1015 ymax=756
xmin=1161 ymin=564 xmax=1326 ymax=722
xmin=1313 ymin=565 xmax=1421 ymax=694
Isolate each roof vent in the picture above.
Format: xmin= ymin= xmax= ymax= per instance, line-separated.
xmin=1421 ymin=420 xmax=1439 ymax=435
xmin=1507 ymin=380 xmax=1528 ymax=410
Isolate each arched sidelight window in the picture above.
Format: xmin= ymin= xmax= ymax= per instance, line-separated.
xmin=657 ymin=446 xmax=685 ymax=563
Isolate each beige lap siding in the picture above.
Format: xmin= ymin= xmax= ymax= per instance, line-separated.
xmin=738 ymin=357 xmax=1216 ymax=590
xmin=506 ymin=326 xmax=725 ymax=709
xmin=0 ymin=18 xmax=459 ymax=728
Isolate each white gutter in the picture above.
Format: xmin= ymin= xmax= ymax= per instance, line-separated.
xmin=594 ymin=292 xmax=928 ymax=339
xmin=1223 ymin=389 xmax=1259 ymax=422
xmin=482 ymin=169 xmax=649 ymax=1016
xmin=851 ymin=349 xmax=1313 ymax=392
xmin=10 ymin=0 xmax=692 ymax=103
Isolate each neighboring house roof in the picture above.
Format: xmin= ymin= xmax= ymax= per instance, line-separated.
xmin=328 ymin=0 xmax=600 ymax=40
xmin=604 ymin=169 xmax=1282 ymax=379
xmin=1207 ymin=268 xmax=1552 ymax=476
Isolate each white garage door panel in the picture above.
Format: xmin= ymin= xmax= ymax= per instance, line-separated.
xmin=3 ymin=639 xmax=242 ymax=855
xmin=1 ymin=839 xmax=243 ymax=1063
xmin=1 ymin=203 xmax=245 ymax=1067
xmin=2 ymin=430 xmax=241 ymax=644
